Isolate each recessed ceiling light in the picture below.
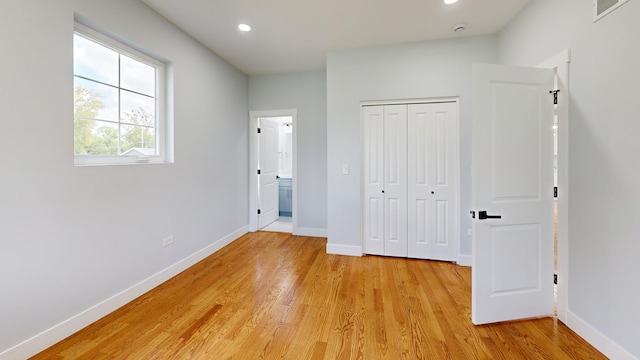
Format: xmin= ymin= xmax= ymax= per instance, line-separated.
xmin=444 ymin=0 xmax=458 ymax=4
xmin=238 ymin=24 xmax=251 ymax=32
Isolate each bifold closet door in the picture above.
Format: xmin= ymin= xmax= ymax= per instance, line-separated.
xmin=363 ymin=102 xmax=456 ymax=260
xmin=362 ymin=105 xmax=407 ymax=257
xmin=407 ymin=103 xmax=458 ymax=261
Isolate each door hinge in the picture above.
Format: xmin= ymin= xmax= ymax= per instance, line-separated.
xmin=550 ymin=90 xmax=560 ymax=105
xmin=257 ymin=209 xmax=261 ymax=215
xmin=257 ymin=169 xmax=261 ymax=175
xmin=554 ymin=186 xmax=558 ymax=198
xmin=257 ymin=128 xmax=261 ymax=134
xmin=554 ymin=273 xmax=557 ymax=285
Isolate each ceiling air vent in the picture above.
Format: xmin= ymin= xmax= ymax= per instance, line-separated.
xmin=594 ymin=0 xmax=629 ymax=22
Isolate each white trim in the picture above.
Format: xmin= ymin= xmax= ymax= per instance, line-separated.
xmin=326 ymin=243 xmax=363 ymax=257
xmin=292 ymin=111 xmax=298 ymax=232
xmin=537 ymin=50 xmax=570 ymax=325
xmin=361 ymin=96 xmax=460 ymax=107
xmin=537 ymin=49 xmax=571 ymax=69
xmin=0 ymin=226 xmax=248 ymax=360
xmin=451 ymin=100 xmax=461 ymax=262
xmin=457 ymin=254 xmax=472 ymax=267
xmin=593 ymin=0 xmax=630 ymax=22
xmin=249 ymin=109 xmax=298 ymax=233
xmin=293 ymin=227 xmax=327 ymax=238
xmin=567 ymin=310 xmax=638 ymax=360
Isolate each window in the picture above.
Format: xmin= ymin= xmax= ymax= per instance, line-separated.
xmin=73 ymin=22 xmax=169 ymax=165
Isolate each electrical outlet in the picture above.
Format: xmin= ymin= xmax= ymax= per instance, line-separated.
xmin=342 ymin=164 xmax=350 ymax=175
xmin=467 ymin=229 xmax=472 ymax=236
xmin=162 ymin=236 xmax=174 ymax=247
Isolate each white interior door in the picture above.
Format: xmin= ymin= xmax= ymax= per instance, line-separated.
xmin=471 ymin=63 xmax=554 ymax=324
xmin=383 ymin=105 xmax=408 ymax=257
xmin=258 ymin=118 xmax=279 ymax=228
xmin=407 ymin=102 xmax=458 ymax=261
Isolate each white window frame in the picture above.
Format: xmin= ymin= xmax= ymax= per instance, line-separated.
xmin=593 ymin=0 xmax=630 ymax=22
xmin=73 ymin=22 xmax=170 ymax=166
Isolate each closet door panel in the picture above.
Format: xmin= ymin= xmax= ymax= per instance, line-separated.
xmin=383 ymin=105 xmax=408 ymax=257
xmin=431 ymin=103 xmax=457 ymax=261
xmin=362 ymin=106 xmax=385 ymax=255
xmin=408 ymin=106 xmax=432 ymax=258
xmin=408 ymin=103 xmax=458 ymax=261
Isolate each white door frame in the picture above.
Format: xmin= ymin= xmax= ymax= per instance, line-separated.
xmin=360 ymin=97 xmax=461 ymax=260
xmin=538 ymin=49 xmax=571 ymax=324
xmin=249 ymin=109 xmax=298 ymax=233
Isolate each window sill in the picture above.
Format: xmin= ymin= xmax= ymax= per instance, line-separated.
xmin=74 ymin=155 xmax=172 ymax=167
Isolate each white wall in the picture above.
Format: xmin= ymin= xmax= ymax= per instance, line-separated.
xmin=249 ymin=71 xmax=327 ymax=232
xmin=500 ymin=1 xmax=640 ymax=358
xmin=326 ymin=36 xmax=498 ymax=256
xmin=0 ymin=0 xmax=248 ymax=356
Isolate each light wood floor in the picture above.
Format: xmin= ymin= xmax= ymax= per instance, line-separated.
xmin=33 ymin=232 xmax=605 ymax=359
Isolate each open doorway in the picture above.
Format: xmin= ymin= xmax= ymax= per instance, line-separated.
xmin=249 ymin=109 xmax=297 ymax=234
xmin=539 ymin=50 xmax=570 ymax=323
xmin=260 ymin=116 xmax=293 ymax=233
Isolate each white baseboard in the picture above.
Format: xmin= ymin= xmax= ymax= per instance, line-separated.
xmin=326 ymin=243 xmax=362 ymax=257
xmin=293 ymin=227 xmax=327 ymax=238
xmin=0 ymin=226 xmax=249 ymax=360
xmin=567 ymin=310 xmax=638 ymax=360
xmin=457 ymin=254 xmax=472 ymax=267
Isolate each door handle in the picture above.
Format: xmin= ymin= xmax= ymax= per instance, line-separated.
xmin=478 ymin=211 xmax=501 ymax=220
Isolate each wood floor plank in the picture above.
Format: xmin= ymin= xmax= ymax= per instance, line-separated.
xmin=31 ymin=232 xmax=606 ymax=360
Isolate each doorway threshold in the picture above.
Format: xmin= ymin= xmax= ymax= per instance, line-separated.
xmin=261 ymin=216 xmax=292 ymax=233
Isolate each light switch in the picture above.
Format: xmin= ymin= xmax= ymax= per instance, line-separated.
xmin=342 ymin=164 xmax=350 ymax=175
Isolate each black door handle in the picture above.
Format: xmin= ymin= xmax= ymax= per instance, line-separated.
xmin=478 ymin=211 xmax=501 ymax=220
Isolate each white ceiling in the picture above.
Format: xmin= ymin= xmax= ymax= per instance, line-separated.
xmin=142 ymin=0 xmax=530 ymax=76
